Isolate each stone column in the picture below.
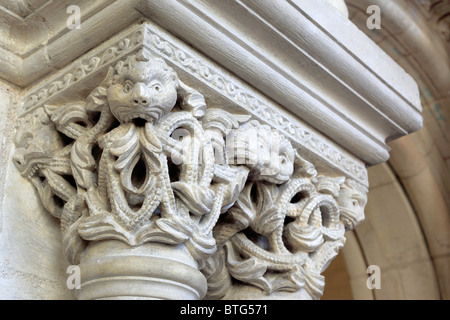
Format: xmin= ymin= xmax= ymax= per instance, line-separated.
xmin=4 ymin=0 xmax=423 ymax=300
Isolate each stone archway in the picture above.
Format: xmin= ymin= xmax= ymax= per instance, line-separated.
xmin=323 ymin=0 xmax=450 ymax=300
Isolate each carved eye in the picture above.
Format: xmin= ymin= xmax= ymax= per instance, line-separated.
xmin=150 ymin=81 xmax=163 ymax=92
xmin=123 ymin=80 xmax=134 ymax=93
xmin=351 ymin=199 xmax=359 ymax=207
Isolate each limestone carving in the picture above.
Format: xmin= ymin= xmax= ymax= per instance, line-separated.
xmin=14 ymin=49 xmax=368 ymax=299
xmin=22 ymin=24 xmax=369 ymax=188
xmin=202 ymin=123 xmax=364 ymax=299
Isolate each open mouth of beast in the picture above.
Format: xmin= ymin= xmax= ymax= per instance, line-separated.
xmin=338 ymin=207 xmax=359 ymax=229
xmin=123 ymin=112 xmax=157 ymax=126
xmin=15 ymin=158 xmax=43 ymax=179
xmin=118 ymin=108 xmax=165 ymax=125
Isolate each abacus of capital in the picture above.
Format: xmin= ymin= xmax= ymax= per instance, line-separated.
xmin=2 ymin=0 xmax=422 ymax=300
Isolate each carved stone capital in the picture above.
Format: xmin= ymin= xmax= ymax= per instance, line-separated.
xmin=14 ymin=21 xmax=374 ymax=300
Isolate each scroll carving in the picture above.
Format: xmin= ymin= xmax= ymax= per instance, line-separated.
xmin=202 ymin=122 xmax=368 ymax=299
xmin=14 ymin=49 xmax=367 ymax=300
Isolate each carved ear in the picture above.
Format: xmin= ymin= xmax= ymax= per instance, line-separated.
xmin=294 ymin=152 xmax=318 ymax=181
xmin=178 ymin=80 xmax=206 ymax=118
xmin=135 ymin=49 xmax=151 ymax=62
xmin=98 ymin=66 xmax=115 ymax=88
xmin=315 ymin=176 xmax=346 ymax=197
xmin=86 ymin=67 xmax=115 ymax=111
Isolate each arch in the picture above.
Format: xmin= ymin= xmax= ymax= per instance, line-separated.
xmin=325 ymin=0 xmax=450 ymax=299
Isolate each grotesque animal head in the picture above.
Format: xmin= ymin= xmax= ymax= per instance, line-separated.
xmin=13 ymin=108 xmax=64 ymax=178
xmin=87 ymin=50 xmax=206 ymax=124
xmin=106 ymin=51 xmax=179 ymax=125
xmin=227 ymin=120 xmax=295 ymax=184
xmin=337 ymin=179 xmax=368 ymax=230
